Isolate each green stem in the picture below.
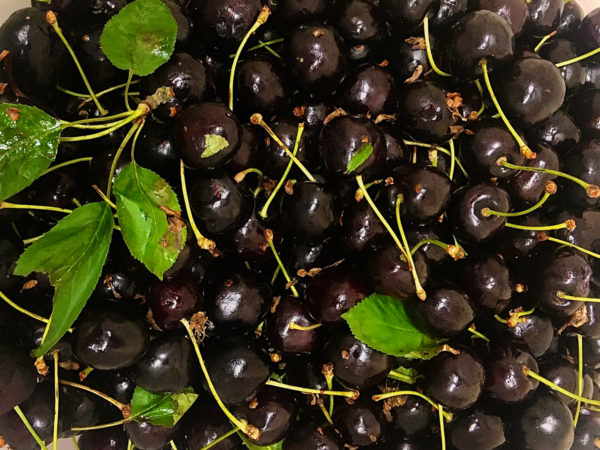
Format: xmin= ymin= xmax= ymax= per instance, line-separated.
xmin=60 ymin=111 xmax=142 ymax=143
xmin=265 ymin=379 xmax=358 ymax=399
xmin=105 ymin=123 xmax=140 ymax=198
xmin=260 ymin=123 xmax=304 ymax=218
xmin=556 ymin=46 xmax=600 ymax=68
xmin=0 ymin=202 xmax=72 ymax=214
xmin=410 ymin=239 xmax=466 ymax=261
xmin=504 ymin=221 xmax=571 ymax=231
xmin=402 ymin=140 xmax=469 ymax=178
xmin=58 ymin=379 xmax=129 ymax=413
xmin=47 ymin=13 xmax=106 ymax=115
xmin=231 ymin=38 xmax=284 ymax=57
xmin=372 ymin=390 xmax=452 ymax=422
xmin=534 ymin=31 xmax=557 ymax=53
xmin=439 ymin=404 xmax=447 ymax=450
xmin=14 ymin=406 xmax=48 ymax=450
xmin=480 ymin=59 xmax=535 ymax=159
xmin=52 ymin=351 xmax=60 ymax=450
xmin=42 ymin=157 xmax=93 ymax=176
xmin=266 ymin=232 xmax=299 ymax=297
xmin=574 ymin=333 xmax=583 ymax=427
xmin=448 ymin=138 xmax=456 ymax=180
xmin=468 ymin=324 xmax=490 ymax=343
xmin=170 ymin=441 xmax=178 ymax=450
xmin=522 ymin=366 xmax=600 ymax=406
xmin=229 ymin=6 xmax=271 ymax=110
xmin=557 ymin=292 xmax=600 ymax=303
xmin=482 ymin=191 xmax=552 ymax=218
xmin=71 ymin=418 xmax=129 ymax=432
xmin=200 ymin=427 xmax=240 ymax=450
xmin=538 ymin=234 xmax=600 ymax=260
xmin=72 ymin=436 xmax=80 ymax=450
xmin=474 ymin=79 xmax=486 ymax=118
xmin=57 ymin=79 xmax=141 ymax=100
xmin=395 ymin=194 xmax=426 ymax=300
xmin=0 ymin=290 xmax=52 ymax=325
xmin=130 ymin=118 xmax=145 ymax=162
xmin=258 ymin=40 xmax=282 ymax=59
xmin=387 ymin=370 xmax=417 ymax=384
xmin=92 ymin=185 xmax=118 ymax=209
xmin=124 ymin=70 xmax=134 ymax=112
xmin=61 ymin=110 xmax=136 ymax=128
xmin=423 ymin=16 xmax=452 ymax=77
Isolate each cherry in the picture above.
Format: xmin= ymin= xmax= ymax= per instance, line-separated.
xmin=460 ymin=251 xmax=512 ymax=313
xmin=285 ymin=24 xmax=348 ymax=93
xmin=223 ymin=213 xmax=273 ymax=262
xmin=273 ymin=0 xmax=333 ymax=25
xmin=332 ymin=0 xmax=385 ymax=62
xmin=323 ymin=330 xmax=394 ymax=389
xmin=406 ymin=223 xmax=454 ymax=266
xmin=283 ymin=238 xmax=341 ymax=276
xmin=284 ymin=356 xmax=328 ymax=392
xmin=381 ymin=124 xmax=409 ymax=166
xmin=575 ymin=301 xmax=600 ymax=338
xmin=447 ymin=10 xmax=515 ymax=78
xmin=397 ymin=81 xmax=456 ymax=143
xmin=149 ymin=275 xmax=202 ymax=331
xmin=557 ymin=0 xmax=584 ymax=35
xmin=176 ymin=398 xmax=241 ymax=449
xmin=131 ymin=331 xmax=197 ymax=393
xmin=333 ymin=398 xmax=387 ymax=446
xmin=176 ymin=102 xmax=242 ymax=170
xmin=425 ymin=349 xmax=485 ymax=409
xmin=283 ymin=419 xmax=343 ymax=450
xmin=204 ymin=334 xmax=270 ymax=405
xmin=390 ymin=34 xmax=431 ymax=83
xmin=385 ymin=434 xmax=440 ymax=450
xmin=571 ymin=409 xmax=600 ymax=450
xmin=526 ymin=0 xmax=564 ymax=34
xmin=125 ymin=420 xmax=179 ymax=450
xmin=340 ymin=197 xmax=387 ymax=254
xmin=417 ymin=283 xmax=474 ymax=337
xmin=485 ymin=345 xmax=538 ymax=403
xmin=391 ymin=395 xmax=434 ymax=436
xmin=499 ymin=311 xmax=555 ymax=358
xmin=380 ymin=0 xmax=436 ymax=35
xmin=449 ymin=408 xmax=506 ymax=450
xmin=562 ymin=139 xmax=600 ymax=206
xmin=73 ymin=307 xmax=150 ymax=370
xmin=539 ymin=39 xmax=587 ymax=93
xmin=290 ymin=94 xmax=334 ymax=130
xmin=0 ymin=341 xmax=37 ymax=416
xmin=78 ymin=427 xmax=129 ymax=450
xmin=60 ymin=382 xmax=106 ymax=432
xmin=447 ymin=184 xmax=511 ymax=243
xmin=529 ymin=110 xmax=581 ymax=153
xmin=319 ymin=115 xmax=386 ymax=178
xmin=306 ymin=265 xmax=369 ymax=323
xmin=83 ymin=369 xmax=136 ymax=405
xmin=568 ymin=89 xmax=600 ymax=139
xmin=539 ymin=356 xmax=591 ymax=406
xmin=577 ymin=7 xmax=600 ymax=52
xmin=266 ymin=295 xmax=323 ymax=354
xmin=338 ymin=64 xmax=398 ymax=116
xmin=205 ymin=267 xmax=270 ymax=331
xmin=472 ymin=0 xmax=529 ymax=35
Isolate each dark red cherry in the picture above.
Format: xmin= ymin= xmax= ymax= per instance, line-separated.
xmin=449 ymin=408 xmax=506 ymax=450
xmin=568 ymin=89 xmax=600 ymax=139
xmin=73 ymin=308 xmax=150 ymax=370
xmin=273 ymin=0 xmax=333 ymax=24
xmin=540 ymin=356 xmax=592 ymax=406
xmin=562 ymin=139 xmax=600 ymax=206
xmin=0 ymin=342 xmax=37 ymax=416
xmin=485 ymin=345 xmax=538 ymax=403
xmin=397 ymin=81 xmax=457 ymax=143
xmin=426 ymin=349 xmax=485 ymax=409
xmin=501 ymin=312 xmax=555 ymax=358
xmin=323 ymin=330 xmax=394 ymax=389
xmin=390 ymin=34 xmax=431 ymax=83
xmin=205 ymin=267 xmax=270 ymax=331
xmin=577 ymin=7 xmax=600 ymax=52
xmin=78 ymin=427 xmax=129 ymax=450
xmin=447 ymin=184 xmax=511 ymax=243
xmin=204 ymin=334 xmax=270 ymax=405
xmin=235 ymin=56 xmax=289 ymax=117
xmin=285 ymin=24 xmax=348 ymax=92
xmin=529 ymin=110 xmax=581 ymax=153
xmin=281 ymin=182 xmax=336 ymax=244
xmin=332 ymin=0 xmax=385 ymax=61
xmin=557 ymin=0 xmax=584 ymax=35
xmin=283 ymin=420 xmax=343 ymax=450
xmin=391 ymin=396 xmax=434 ymax=436
xmin=176 ymin=102 xmax=241 ymax=170
xmin=526 ymin=0 xmax=564 ymax=34
xmin=368 ymin=242 xmax=429 ymax=299
xmin=126 ymin=420 xmax=179 ymax=450
xmin=381 ymin=124 xmax=409 ymax=166
xmin=417 ymin=283 xmax=474 ymax=337
xmin=134 ymin=120 xmax=180 ymax=183
xmin=306 ymin=265 xmax=370 ymax=322
xmin=60 ymin=382 xmax=106 ymax=432
xmin=226 ymin=124 xmax=259 ymax=174
xmin=339 ymin=64 xmax=398 ymax=116
xmin=340 ymin=198 xmax=387 ymax=254
xmin=539 ymin=39 xmax=587 ymax=93
xmin=149 ymin=275 xmax=202 ymax=331
xmin=406 ymin=223 xmax=453 ymax=266
xmin=266 ymin=295 xmax=323 ymax=354
xmin=571 ymin=409 xmax=600 ymax=450
xmin=496 ymin=57 xmax=566 ymax=126
xmin=460 ymin=251 xmax=512 ymax=313
xmin=333 ymin=398 xmax=387 ymax=446
xmin=447 ymin=10 xmax=515 ymax=78
xmin=380 ymin=0 xmax=436 ymax=34
xmin=131 ymin=331 xmax=197 ymax=393
xmin=319 ymin=115 xmax=386 ymax=178
xmin=472 ymin=0 xmax=529 ymax=35
xmin=223 ymin=213 xmax=272 ymax=262
xmin=290 ymin=94 xmax=334 ymax=130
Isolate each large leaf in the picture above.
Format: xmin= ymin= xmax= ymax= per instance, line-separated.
xmin=0 ymin=103 xmax=62 ymax=201
xmin=113 ymin=163 xmax=186 ymax=279
xmin=13 ymin=202 xmax=113 ymax=357
xmin=342 ymin=294 xmax=446 ymax=358
xmin=100 ymin=0 xmax=178 ymax=76
xmin=130 ymin=386 xmax=198 ymax=428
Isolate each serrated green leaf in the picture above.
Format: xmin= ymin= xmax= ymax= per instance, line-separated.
xmin=239 ymin=432 xmax=284 ymax=450
xmin=113 ymin=163 xmax=186 ymax=279
xmin=201 ymin=134 xmax=229 ymax=158
xmin=346 ymin=142 xmax=373 ymax=174
xmin=100 ymin=0 xmax=177 ymax=76
xmin=130 ymin=386 xmax=198 ymax=428
xmin=342 ymin=294 xmax=446 ymax=358
xmin=0 ymin=103 xmax=62 ymax=201
xmin=13 ymin=202 xmax=113 ymax=357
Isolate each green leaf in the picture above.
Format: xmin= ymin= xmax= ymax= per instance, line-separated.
xmin=342 ymin=294 xmax=446 ymax=358
xmin=239 ymin=433 xmax=284 ymax=450
xmin=0 ymin=103 xmax=62 ymax=201
xmin=201 ymin=134 xmax=229 ymax=158
xmin=130 ymin=386 xmax=198 ymax=428
xmin=346 ymin=142 xmax=373 ymax=174
xmin=100 ymin=0 xmax=177 ymax=76
xmin=113 ymin=163 xmax=186 ymax=279
xmin=388 ymin=366 xmax=419 ymax=384
xmin=13 ymin=202 xmax=113 ymax=357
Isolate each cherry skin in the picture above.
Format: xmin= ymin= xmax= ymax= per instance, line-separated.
xmin=526 ymin=0 xmax=564 ymax=34
xmin=571 ymin=409 xmax=600 ymax=450
xmin=460 ymin=251 xmax=513 ymax=313
xmin=149 ymin=275 xmax=202 ymax=331
xmin=390 ymin=34 xmax=431 ymax=83
xmin=333 ymin=398 xmax=387 ymax=446
xmin=484 ymin=345 xmax=539 ymax=403
xmin=539 ymin=356 xmax=591 ymax=406
xmin=392 ymin=396 xmax=434 ymax=436
xmin=175 ymin=399 xmax=241 ymax=449
xmin=78 ymin=427 xmax=129 ymax=450
xmin=125 ymin=420 xmax=179 ymax=450
xmin=562 ymin=139 xmax=600 ymax=206
xmin=539 ymin=39 xmax=587 ymax=93
xmin=499 ymin=312 xmax=555 ymax=358
xmin=529 ymin=110 xmax=581 ymax=153
xmin=332 ymin=0 xmax=385 ymax=62
xmin=0 ymin=341 xmax=37 ymax=416
xmin=557 ymin=0 xmax=584 ymax=35
xmin=339 ymin=64 xmax=398 ymax=116
xmin=273 ymin=0 xmax=333 ymax=25
xmin=472 ymin=0 xmax=529 ymax=35
xmin=380 ymin=0 xmax=436 ymax=35
xmin=568 ymin=89 xmax=600 ymax=139
xmin=577 ymin=7 xmax=600 ymax=51
xmin=283 ymin=419 xmax=343 ymax=450
xmin=417 ymin=283 xmax=474 ymax=337
xmin=449 ymin=408 xmax=506 ymax=450
xmin=340 ymin=198 xmax=387 ymax=254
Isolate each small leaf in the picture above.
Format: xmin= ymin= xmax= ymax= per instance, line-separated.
xmin=342 ymin=294 xmax=446 ymax=358
xmin=100 ymin=0 xmax=178 ymax=76
xmin=0 ymin=103 xmax=62 ymax=201
xmin=239 ymin=433 xmax=284 ymax=450
xmin=113 ymin=163 xmax=186 ymax=279
xmin=346 ymin=142 xmax=373 ymax=174
xmin=13 ymin=202 xmax=114 ymax=357
xmin=201 ymin=134 xmax=229 ymax=158
xmin=130 ymin=386 xmax=198 ymax=428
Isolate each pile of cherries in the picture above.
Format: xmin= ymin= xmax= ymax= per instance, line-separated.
xmin=1 ymin=0 xmax=600 ymax=448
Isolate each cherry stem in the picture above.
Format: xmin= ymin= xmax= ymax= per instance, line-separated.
xmin=251 ymin=113 xmax=316 ymax=182
xmin=411 ymin=239 xmax=467 ymax=261
xmin=448 ymin=138 xmax=456 ymax=180
xmin=61 ymin=110 xmax=136 ymax=129
xmin=0 ymin=289 xmax=59 ymax=327
xmin=473 ymin=80 xmax=486 ymax=118
xmin=52 ymin=351 xmax=60 ymax=450
xmin=60 ymin=111 xmax=143 ymax=143
xmin=230 ymin=38 xmax=284 ymax=58
xmin=13 ymin=406 xmax=48 ymax=450
xmin=468 ymin=324 xmax=490 ymax=343
xmin=522 ymin=365 xmax=600 ymax=406
xmin=179 ymin=161 xmax=217 ymax=253
xmin=403 ymin=140 xmax=469 ymax=178
xmin=264 ymin=229 xmax=299 ymax=297
xmin=127 ymin=440 xmax=134 ymax=450
xmin=323 ymin=365 xmax=334 ymax=417
xmin=289 ymin=321 xmax=323 ymax=331
xmin=372 ymin=390 xmax=453 ymax=422
xmin=46 ymin=11 xmax=106 ymax=115
xmin=482 ymin=184 xmax=555 ymax=218
xmin=180 ymin=318 xmax=260 ymax=440
xmin=395 ymin=194 xmax=427 ymax=300
xmin=498 ymin=158 xmax=600 ymax=198
xmin=234 ymin=167 xmax=264 ymax=197
xmin=71 ymin=418 xmax=129 ymax=432
xmin=556 ymin=46 xmax=600 ymax=68
xmin=93 ymin=185 xmax=117 ymax=209
xmin=72 ymin=436 xmax=80 ymax=450
xmin=494 ymin=306 xmax=536 ymax=326
xmin=557 ymin=292 xmax=600 ymax=303
xmin=537 ymin=233 xmax=600 ymax=260
xmin=124 ymin=69 xmax=134 ymax=112
xmin=200 ymin=427 xmax=240 ymax=450
xmin=42 ymin=157 xmax=93 ymax=176
xmin=504 ymin=220 xmax=574 ymax=231
xmin=57 ymin=79 xmax=141 ymax=101
xmin=260 ymin=123 xmax=304 ymax=218
xmin=265 ymin=379 xmax=359 ymax=399
xmin=170 ymin=441 xmax=178 ymax=450
xmin=480 ymin=59 xmax=536 ymax=159
xmin=574 ymin=333 xmax=584 ymax=427
xmin=534 ymin=31 xmax=557 ymax=53
xmin=0 ymin=202 xmax=72 ymax=214
xmin=423 ymin=15 xmax=452 ymax=77
xmin=58 ymin=379 xmax=130 ymax=414
xmin=105 ymin=122 xmax=141 ymax=197
xmin=318 ymin=402 xmax=334 ymax=425
xmin=387 ymin=370 xmax=417 ymax=384
xmin=229 ymin=6 xmax=271 ymax=110
xmin=130 ymin=118 xmax=145 ymax=162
